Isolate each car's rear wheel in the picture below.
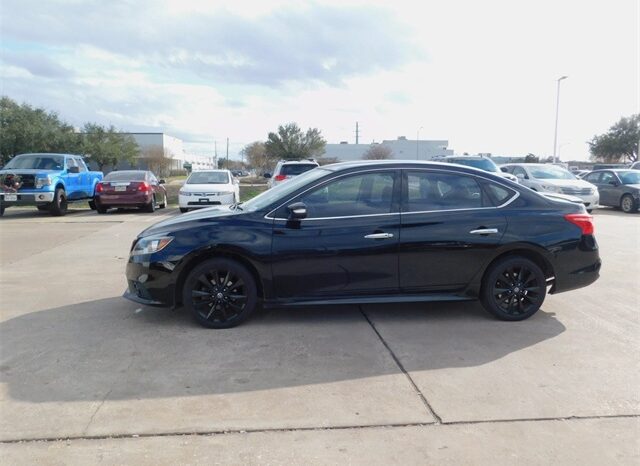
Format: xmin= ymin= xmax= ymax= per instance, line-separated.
xmin=620 ymin=194 xmax=637 ymax=213
xmin=143 ymin=196 xmax=156 ymax=213
xmin=481 ymin=256 xmax=546 ymax=321
xmin=183 ymin=258 xmax=258 ymax=329
xmin=96 ymin=205 xmax=108 ymax=214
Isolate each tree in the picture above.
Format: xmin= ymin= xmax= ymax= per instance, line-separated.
xmin=0 ymin=96 xmax=80 ymax=164
xmin=264 ymin=123 xmax=326 ymax=161
xmin=588 ymin=115 xmax=639 ymax=163
xmin=524 ymin=153 xmax=539 ymax=163
xmin=81 ymin=123 xmax=139 ymax=171
xmin=240 ymin=141 xmax=270 ymax=173
xmin=140 ymin=145 xmax=173 ymax=177
xmin=362 ymin=144 xmax=393 ymax=160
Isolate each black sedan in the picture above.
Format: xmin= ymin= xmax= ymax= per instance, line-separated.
xmin=125 ymin=161 xmax=601 ymax=328
xmin=582 ymin=169 xmax=640 ymax=213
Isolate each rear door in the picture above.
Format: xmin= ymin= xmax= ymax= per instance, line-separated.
xmin=399 ymin=169 xmax=511 ymax=291
xmin=270 ymin=169 xmax=400 ymax=299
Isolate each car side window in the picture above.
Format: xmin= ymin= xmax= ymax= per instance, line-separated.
xmin=584 ymin=172 xmax=601 ymax=183
xmin=66 ymin=158 xmax=77 ymax=170
xmin=512 ymin=166 xmax=527 ymax=178
xmin=75 ymin=158 xmax=87 ymax=172
xmin=404 ymin=171 xmax=491 ymax=212
xmin=481 ymin=181 xmax=517 ymax=206
xmin=294 ymin=171 xmax=396 ymax=218
xmin=600 ymin=172 xmax=615 ymax=184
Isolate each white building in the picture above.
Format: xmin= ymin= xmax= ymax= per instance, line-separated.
xmin=322 ymin=136 xmax=453 ymax=161
xmin=127 ymin=133 xmax=215 ymax=171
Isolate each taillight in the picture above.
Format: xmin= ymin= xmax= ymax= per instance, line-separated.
xmin=137 ymin=182 xmax=150 ymax=192
xmin=96 ymin=182 xmax=104 ymax=193
xmin=274 ymin=175 xmax=287 ymax=181
xmin=564 ymin=213 xmax=594 ymax=235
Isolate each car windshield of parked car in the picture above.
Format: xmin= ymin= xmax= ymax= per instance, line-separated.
xmin=529 ymin=166 xmax=576 ymax=180
xmin=242 ymin=167 xmax=329 ymax=212
xmin=449 ymin=158 xmax=498 ymax=172
xmin=280 ymin=163 xmax=318 ymax=176
xmin=3 ymin=154 xmax=65 ymax=170
xmin=186 ymin=172 xmax=229 ymax=184
xmin=104 ymin=171 xmax=146 ymax=181
xmin=618 ymin=171 xmax=640 ymax=184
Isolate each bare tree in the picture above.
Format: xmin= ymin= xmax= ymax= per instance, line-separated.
xmin=363 ymin=144 xmax=393 ymax=160
xmin=141 ymin=145 xmax=173 ymax=177
xmin=241 ymin=141 xmax=271 ymax=173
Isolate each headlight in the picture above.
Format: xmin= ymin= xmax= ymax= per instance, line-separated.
xmin=131 ymin=236 xmax=174 ymax=256
xmin=35 ymin=176 xmax=52 ymax=188
xmin=179 ymin=189 xmax=191 ymax=196
xmin=541 ymin=185 xmax=562 ymax=193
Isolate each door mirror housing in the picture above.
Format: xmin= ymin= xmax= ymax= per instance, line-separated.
xmin=158 ymin=179 xmax=166 ymax=184
xmin=287 ymin=202 xmax=307 ymax=220
xmin=608 ymin=180 xmax=619 ymax=186
xmin=263 ymin=173 xmax=272 ymax=179
xmin=68 ymin=166 xmax=80 ymax=174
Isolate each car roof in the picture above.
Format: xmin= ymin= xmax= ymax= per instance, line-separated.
xmin=279 ymin=160 xmax=318 ymax=165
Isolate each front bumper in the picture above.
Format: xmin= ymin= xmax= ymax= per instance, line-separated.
xmin=179 ymin=192 xmax=235 ymax=208
xmin=124 ymin=256 xmax=176 ymax=307
xmin=0 ymin=191 xmax=55 ymax=206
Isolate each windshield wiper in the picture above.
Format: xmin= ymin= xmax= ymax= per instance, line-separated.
xmin=231 ymin=202 xmax=244 ymax=211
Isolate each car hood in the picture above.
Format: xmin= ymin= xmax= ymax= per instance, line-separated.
xmin=139 ymin=205 xmax=240 ymax=237
xmin=536 ymin=178 xmax=592 ymax=188
xmin=0 ymin=168 xmax=64 ymax=177
xmin=180 ymin=183 xmax=233 ymax=192
xmin=625 ymin=184 xmax=640 ymax=190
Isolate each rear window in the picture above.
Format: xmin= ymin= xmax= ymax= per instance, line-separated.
xmin=104 ymin=171 xmax=146 ymax=181
xmin=280 ymin=164 xmax=318 ymax=176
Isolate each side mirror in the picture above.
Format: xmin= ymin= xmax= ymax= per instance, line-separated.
xmin=263 ymin=173 xmax=272 ymax=179
xmin=500 ymin=167 xmax=509 ymax=173
xmin=287 ymin=202 xmax=307 ymax=220
xmin=68 ymin=166 xmax=80 ymax=174
xmin=608 ymin=180 xmax=619 ymax=186
xmin=158 ymin=179 xmax=166 ymax=184
xmin=516 ymin=173 xmax=525 ymax=180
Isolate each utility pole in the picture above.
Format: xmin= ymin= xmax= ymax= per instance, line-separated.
xmin=226 ymin=137 xmax=229 ymax=168
xmin=416 ymin=126 xmax=423 ymax=159
xmin=214 ymin=141 xmax=218 ymax=168
xmin=355 ymin=121 xmax=360 ymax=144
xmin=553 ymin=76 xmax=568 ymax=163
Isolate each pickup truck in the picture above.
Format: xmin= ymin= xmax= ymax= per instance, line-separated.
xmin=0 ymin=153 xmax=103 ymax=216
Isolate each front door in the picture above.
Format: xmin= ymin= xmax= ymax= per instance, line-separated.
xmin=270 ymin=169 xmax=400 ymax=299
xmin=399 ymin=169 xmax=510 ymax=291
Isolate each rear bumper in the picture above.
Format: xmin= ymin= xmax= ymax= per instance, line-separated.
xmin=96 ymin=193 xmax=151 ymax=206
xmin=550 ymin=235 xmax=601 ymax=294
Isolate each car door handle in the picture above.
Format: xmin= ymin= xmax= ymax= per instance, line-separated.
xmin=469 ymin=228 xmax=499 ymax=235
xmin=364 ymin=233 xmax=394 ymax=239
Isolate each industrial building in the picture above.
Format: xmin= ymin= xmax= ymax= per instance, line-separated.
xmin=322 ymin=136 xmax=453 ymax=161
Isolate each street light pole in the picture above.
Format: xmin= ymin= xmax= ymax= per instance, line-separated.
xmin=416 ymin=126 xmax=423 ymax=160
xmin=553 ymin=76 xmax=568 ymax=163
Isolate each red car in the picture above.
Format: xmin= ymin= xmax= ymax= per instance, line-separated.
xmin=94 ymin=170 xmax=168 ymax=213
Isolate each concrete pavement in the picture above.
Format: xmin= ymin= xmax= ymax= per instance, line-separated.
xmin=0 ymin=206 xmax=638 ymax=464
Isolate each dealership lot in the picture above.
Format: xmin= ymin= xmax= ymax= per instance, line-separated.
xmin=0 ymin=208 xmax=638 ymax=464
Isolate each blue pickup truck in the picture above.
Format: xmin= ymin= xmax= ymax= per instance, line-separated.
xmin=0 ymin=153 xmax=103 ymax=216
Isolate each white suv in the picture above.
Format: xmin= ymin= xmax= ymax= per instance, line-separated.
xmin=266 ymin=160 xmax=319 ymax=188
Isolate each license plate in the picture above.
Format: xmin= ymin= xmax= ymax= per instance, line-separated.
xmin=199 ymin=198 xmax=209 ymax=203
xmin=4 ymin=193 xmax=17 ymax=202
xmin=115 ymin=186 xmax=127 ymax=191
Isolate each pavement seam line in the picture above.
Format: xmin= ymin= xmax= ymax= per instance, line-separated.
xmin=358 ymin=305 xmax=443 ymax=424
xmin=2 ymin=414 xmax=638 ymax=445
xmin=82 ymin=389 xmax=113 ymax=436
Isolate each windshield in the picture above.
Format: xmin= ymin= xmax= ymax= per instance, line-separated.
xmin=187 ymin=171 xmax=229 ymax=184
xmin=280 ymin=163 xmax=318 ymax=176
xmin=529 ymin=166 xmax=576 ymax=180
xmin=3 ymin=154 xmax=65 ymax=170
xmin=618 ymin=171 xmax=640 ymax=184
xmin=242 ymin=167 xmax=329 ymax=212
xmin=448 ymin=158 xmax=498 ymax=172
xmin=105 ymin=171 xmax=146 ymax=181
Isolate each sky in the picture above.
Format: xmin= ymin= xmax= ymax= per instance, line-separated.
xmin=1 ymin=0 xmax=638 ymax=161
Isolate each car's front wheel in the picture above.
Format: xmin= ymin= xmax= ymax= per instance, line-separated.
xmin=183 ymin=258 xmax=258 ymax=329
xmin=620 ymin=194 xmax=637 ymax=213
xmin=49 ymin=188 xmax=68 ymax=216
xmin=481 ymin=256 xmax=546 ymax=321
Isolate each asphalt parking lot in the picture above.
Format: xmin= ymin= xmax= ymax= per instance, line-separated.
xmin=0 ymin=207 xmax=638 ymax=464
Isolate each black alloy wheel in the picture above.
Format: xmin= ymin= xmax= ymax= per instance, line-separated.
xmin=143 ymin=195 xmax=156 ymax=213
xmin=49 ymin=188 xmax=68 ymax=216
xmin=183 ymin=258 xmax=258 ymax=329
xmin=481 ymin=256 xmax=546 ymax=321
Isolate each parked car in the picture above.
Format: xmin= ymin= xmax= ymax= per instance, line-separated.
xmin=501 ymin=163 xmax=599 ymax=212
xmin=265 ymin=160 xmax=319 ymax=188
xmin=573 ymin=170 xmax=591 ymax=179
xmin=178 ymin=169 xmax=239 ymax=213
xmin=94 ymin=170 xmax=167 ymax=214
xmin=630 ymin=161 xmax=640 ymax=170
xmin=125 ymin=160 xmax=600 ymax=329
xmin=582 ymin=169 xmax=640 ymax=213
xmin=441 ymin=155 xmax=519 ymax=182
xmin=0 ymin=153 xmax=103 ymax=216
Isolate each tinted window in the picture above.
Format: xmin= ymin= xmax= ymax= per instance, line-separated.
xmin=584 ymin=172 xmax=601 ymax=183
xmin=483 ymin=182 xmax=516 ymax=206
xmin=187 ymin=171 xmax=229 ymax=184
xmin=104 ymin=171 xmax=146 ymax=181
xmin=280 ymin=164 xmax=318 ymax=176
xmin=405 ymin=172 xmax=490 ymax=212
xmin=298 ymin=171 xmax=395 ymax=218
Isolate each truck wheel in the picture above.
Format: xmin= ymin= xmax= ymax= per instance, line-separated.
xmin=88 ymin=200 xmax=97 ymax=210
xmin=49 ymin=188 xmax=68 ymax=216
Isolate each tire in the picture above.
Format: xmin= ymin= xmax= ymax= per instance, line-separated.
xmin=586 ymin=209 xmax=593 ymax=213
xmin=49 ymin=188 xmax=68 ymax=216
xmin=620 ymin=194 xmax=637 ymax=214
xmin=159 ymin=192 xmax=167 ymax=209
xmin=180 ymin=207 xmax=189 ymax=213
xmin=96 ymin=205 xmax=108 ymax=214
xmin=143 ymin=196 xmax=156 ymax=213
xmin=0 ymin=205 xmax=4 ymax=217
xmin=481 ymin=256 xmax=546 ymax=321
xmin=88 ymin=200 xmax=97 ymax=210
xmin=182 ymin=258 xmax=258 ymax=329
